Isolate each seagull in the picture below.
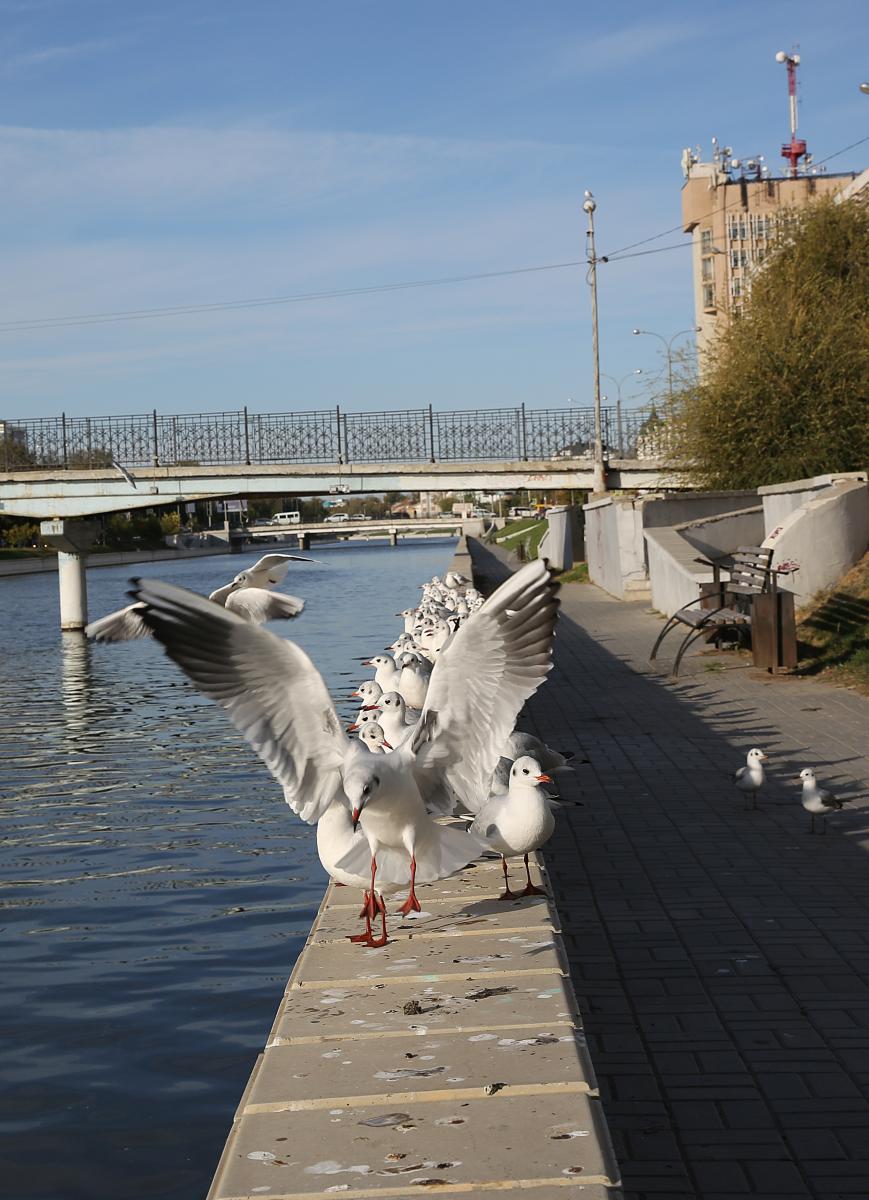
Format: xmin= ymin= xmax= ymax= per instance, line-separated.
xmin=86 ymin=551 xmax=313 ymax=642
xmin=362 ymin=654 xmax=402 ymax=692
xmin=370 ymin=691 xmax=418 ymax=748
xmin=351 ymin=680 xmax=382 ymax=705
xmin=490 ymin=733 xmax=576 ymax=795
xmin=358 ymin=723 xmax=393 ymax=754
xmin=112 ymin=460 xmax=137 ymax=489
xmin=129 ymin=556 xmax=559 ymax=939
xmin=396 ymin=650 xmax=431 ymax=710
xmin=469 ymin=756 xmax=554 ymax=900
xmin=799 ymin=767 xmax=844 ymax=833
xmin=733 ymin=748 xmax=768 ymax=810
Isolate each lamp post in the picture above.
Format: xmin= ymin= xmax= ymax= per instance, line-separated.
xmin=583 ymin=190 xmax=606 ymax=493
xmin=631 ymin=327 xmax=700 ymax=399
xmin=601 ymin=368 xmax=643 ymax=455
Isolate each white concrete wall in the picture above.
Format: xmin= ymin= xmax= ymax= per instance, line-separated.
xmin=644 ymin=507 xmax=763 ymax=617
xmin=762 ymin=479 xmax=869 ymax=605
xmin=584 ymin=490 xmax=759 ymax=602
xmin=645 ymin=528 xmax=717 ymax=617
xmin=760 ymin=471 xmax=867 ymax=535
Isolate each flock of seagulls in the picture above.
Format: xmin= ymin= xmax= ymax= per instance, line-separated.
xmin=88 ymin=554 xmax=572 ymax=947
xmin=84 ymin=549 xmax=850 ymax=949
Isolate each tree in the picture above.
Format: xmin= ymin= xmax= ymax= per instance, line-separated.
xmin=673 ymin=196 xmax=869 ymax=489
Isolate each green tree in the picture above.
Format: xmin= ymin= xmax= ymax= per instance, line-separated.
xmin=673 ymin=196 xmax=869 ymax=489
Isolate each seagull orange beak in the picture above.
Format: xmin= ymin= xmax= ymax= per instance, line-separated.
xmin=383 ymin=739 xmax=393 ymax=749
xmin=363 ymin=705 xmax=380 ymax=711
xmin=347 ymin=723 xmax=359 ymax=732
xmin=537 ymin=773 xmax=553 ymax=783
xmin=352 ymin=807 xmax=361 ymax=830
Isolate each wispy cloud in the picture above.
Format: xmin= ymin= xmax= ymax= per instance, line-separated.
xmin=3 ymin=36 xmax=122 ymax=71
xmin=550 ymin=21 xmax=698 ymax=76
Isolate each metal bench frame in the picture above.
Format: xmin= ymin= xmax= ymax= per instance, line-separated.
xmin=650 ymin=546 xmax=775 ymax=676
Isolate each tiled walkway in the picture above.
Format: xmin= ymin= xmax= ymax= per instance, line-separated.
xmin=472 ymin=543 xmax=869 ymax=1200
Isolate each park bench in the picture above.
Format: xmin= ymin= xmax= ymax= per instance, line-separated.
xmin=650 ymin=545 xmax=797 ymax=676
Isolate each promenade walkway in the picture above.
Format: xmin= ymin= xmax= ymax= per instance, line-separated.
xmin=471 ymin=543 xmax=869 ymax=1200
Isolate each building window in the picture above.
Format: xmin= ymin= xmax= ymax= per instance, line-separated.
xmin=730 ymin=249 xmax=749 ymax=269
xmin=700 ymin=228 xmax=713 ymax=251
xmin=728 ymin=216 xmax=748 ymax=241
xmin=701 ymin=256 xmax=714 ymax=281
xmin=730 ymin=277 xmax=743 ymax=298
xmin=702 ymin=284 xmax=716 ymax=310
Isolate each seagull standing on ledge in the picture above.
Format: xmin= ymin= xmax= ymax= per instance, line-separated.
xmin=800 ymin=767 xmax=844 ymax=834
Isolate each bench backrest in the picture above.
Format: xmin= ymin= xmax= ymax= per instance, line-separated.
xmin=726 ymin=546 xmax=774 ymax=596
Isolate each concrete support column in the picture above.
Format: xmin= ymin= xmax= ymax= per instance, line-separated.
xmin=389 ymin=528 xmax=398 ymax=547
xmin=57 ymin=551 xmax=89 ymax=630
xmin=297 ymin=531 xmax=310 ymax=551
xmin=39 ymin=520 xmax=100 ymax=632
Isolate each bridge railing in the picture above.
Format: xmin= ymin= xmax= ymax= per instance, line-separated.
xmin=1 ymin=404 xmax=667 ymax=472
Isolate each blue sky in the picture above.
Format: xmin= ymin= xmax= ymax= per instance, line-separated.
xmin=0 ymin=0 xmax=866 ymax=420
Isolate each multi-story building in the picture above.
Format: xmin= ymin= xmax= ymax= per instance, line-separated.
xmin=680 ymin=144 xmax=855 ymax=354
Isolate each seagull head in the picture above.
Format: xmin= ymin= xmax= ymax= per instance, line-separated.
xmin=344 ymin=764 xmax=383 ymax=828
xmin=347 ymin=709 xmax=379 ymax=734
xmin=379 ymin=690 xmax=404 ymax=714
xmin=367 ymin=655 xmax=392 ymax=670
xmin=360 ymin=723 xmax=392 ymax=753
xmin=747 ymin=748 xmax=769 ymax=764
xmin=799 ymin=767 xmax=816 ymax=783
xmin=510 ymin=755 xmax=552 ymax=785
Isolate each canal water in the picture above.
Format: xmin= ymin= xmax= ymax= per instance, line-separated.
xmin=0 ymin=538 xmax=456 ymax=1200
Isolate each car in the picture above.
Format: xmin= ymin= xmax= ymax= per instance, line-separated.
xmin=273 ymin=511 xmax=302 ymax=525
xmin=323 ymin=512 xmax=350 ymax=523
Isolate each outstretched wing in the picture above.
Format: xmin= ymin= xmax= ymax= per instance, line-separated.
xmin=85 ymin=602 xmax=152 ymax=643
xmin=129 ymin=578 xmax=347 ymax=822
xmin=414 ymin=559 xmax=559 ymax=811
xmin=247 ymin=553 xmax=320 ymax=584
xmin=226 ymin=588 xmax=305 ymax=624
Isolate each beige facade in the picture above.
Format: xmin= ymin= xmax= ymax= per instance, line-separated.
xmin=681 ymin=162 xmax=855 ymax=354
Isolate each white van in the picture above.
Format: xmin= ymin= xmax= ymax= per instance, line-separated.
xmin=273 ymin=511 xmax=301 ymax=525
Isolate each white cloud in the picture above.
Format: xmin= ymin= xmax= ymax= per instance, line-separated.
xmin=550 ymin=21 xmax=698 ymax=75
xmin=2 ymin=37 xmax=122 ymax=71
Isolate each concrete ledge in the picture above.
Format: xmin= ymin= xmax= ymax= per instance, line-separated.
xmin=0 ymin=543 xmax=231 ymax=578
xmin=207 ymin=856 xmax=622 ymax=1199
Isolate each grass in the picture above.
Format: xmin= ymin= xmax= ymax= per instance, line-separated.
xmin=495 ymin=518 xmax=548 ymax=561
xmin=796 ymin=552 xmax=869 ymax=695
xmin=556 ymin=562 xmax=589 ymax=584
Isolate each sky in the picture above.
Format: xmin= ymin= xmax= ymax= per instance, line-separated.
xmin=0 ymin=0 xmax=866 ymax=420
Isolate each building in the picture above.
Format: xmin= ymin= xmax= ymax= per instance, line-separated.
xmin=681 ymin=144 xmax=855 ymax=353
xmin=681 ymin=50 xmax=864 ymax=354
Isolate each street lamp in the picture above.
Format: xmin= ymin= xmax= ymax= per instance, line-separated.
xmin=583 ymin=190 xmax=606 ymax=492
xmin=601 ymin=368 xmax=643 ymax=455
xmin=631 ymin=327 xmax=700 ymax=399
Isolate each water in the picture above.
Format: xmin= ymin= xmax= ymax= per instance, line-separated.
xmin=0 ymin=539 xmax=456 ymax=1200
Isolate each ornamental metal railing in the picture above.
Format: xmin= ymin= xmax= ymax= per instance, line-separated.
xmin=0 ymin=404 xmax=670 ymax=472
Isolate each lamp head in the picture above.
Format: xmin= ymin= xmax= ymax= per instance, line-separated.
xmin=582 ymin=189 xmax=596 ymax=214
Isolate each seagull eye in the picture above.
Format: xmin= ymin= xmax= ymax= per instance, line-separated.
xmin=523 ymin=768 xmax=530 ymax=775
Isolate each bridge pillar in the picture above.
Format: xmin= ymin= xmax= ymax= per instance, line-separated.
xmin=39 ymin=520 xmax=100 ymax=631
xmin=388 ymin=528 xmax=398 ymax=547
xmin=297 ymin=531 xmax=310 ymax=551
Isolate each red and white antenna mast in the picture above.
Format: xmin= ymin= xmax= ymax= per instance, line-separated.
xmin=775 ymin=49 xmax=807 ymax=177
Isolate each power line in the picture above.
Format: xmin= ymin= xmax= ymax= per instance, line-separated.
xmin=0 ymin=260 xmax=587 ymax=334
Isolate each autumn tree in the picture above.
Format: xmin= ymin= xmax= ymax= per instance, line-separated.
xmin=673 ymin=196 xmax=869 ymax=489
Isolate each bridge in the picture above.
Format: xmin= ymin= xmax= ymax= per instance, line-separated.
xmin=246 ymin=516 xmax=477 ymax=549
xmin=0 ymin=401 xmax=681 ymax=520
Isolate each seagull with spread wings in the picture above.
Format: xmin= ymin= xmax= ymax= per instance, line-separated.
xmin=86 ymin=552 xmax=315 ymax=642
xmin=127 ymin=557 xmax=560 ymax=945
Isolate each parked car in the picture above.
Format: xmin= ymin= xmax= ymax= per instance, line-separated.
xmin=323 ymin=512 xmax=350 ymax=523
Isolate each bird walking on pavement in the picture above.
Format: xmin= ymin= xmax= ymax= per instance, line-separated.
xmin=733 ymin=748 xmax=768 ymax=810
xmin=799 ymin=767 xmax=844 ymax=834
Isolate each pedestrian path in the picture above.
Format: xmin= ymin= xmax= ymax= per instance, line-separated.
xmin=471 ymin=542 xmax=869 ymax=1200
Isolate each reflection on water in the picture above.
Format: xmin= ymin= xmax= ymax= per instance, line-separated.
xmin=0 ymin=539 xmax=456 ymax=1200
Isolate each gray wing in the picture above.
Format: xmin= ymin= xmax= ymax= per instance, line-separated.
xmin=246 ymin=553 xmax=321 ymax=585
xmin=85 ymin=602 xmax=152 ymax=643
xmin=129 ymin=578 xmax=347 ymax=823
xmin=819 ymin=787 xmax=843 ymax=810
xmin=733 ymin=766 xmax=747 ymax=782
xmin=414 ymin=559 xmax=560 ymax=811
xmin=226 ymin=588 xmax=305 ymax=624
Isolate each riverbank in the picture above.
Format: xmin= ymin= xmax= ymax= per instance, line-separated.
xmin=0 ymin=543 xmax=232 ymax=577
xmin=206 ymin=538 xmax=623 ymax=1199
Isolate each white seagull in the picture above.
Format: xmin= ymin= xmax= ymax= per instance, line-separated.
xmin=469 ymin=756 xmax=554 ymax=900
xmin=129 ymin=557 xmax=559 ymax=940
xmin=86 ymin=552 xmax=313 ymax=642
xmin=733 ymin=748 xmax=768 ymax=810
xmin=799 ymin=767 xmax=844 ymax=833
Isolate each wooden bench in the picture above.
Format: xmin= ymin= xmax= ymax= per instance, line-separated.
xmin=650 ymin=545 xmax=778 ymax=676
